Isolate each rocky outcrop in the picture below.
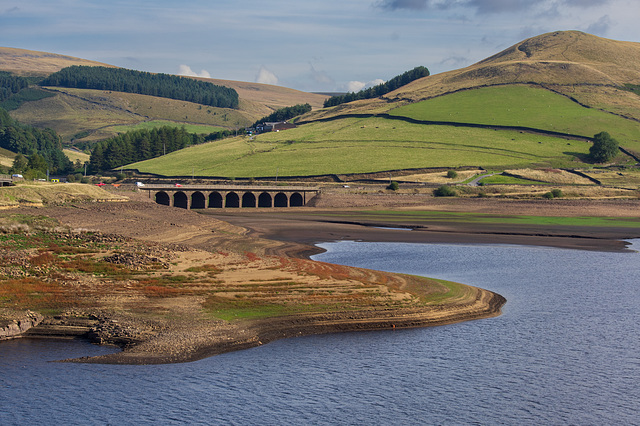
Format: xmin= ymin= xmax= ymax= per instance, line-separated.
xmin=0 ymin=311 xmax=44 ymax=340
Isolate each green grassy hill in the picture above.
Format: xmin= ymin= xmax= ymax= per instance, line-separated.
xmin=388 ymin=85 xmax=640 ymax=155
xmin=130 ymin=31 xmax=640 ymax=178
xmin=130 ymin=116 xmax=591 ymax=177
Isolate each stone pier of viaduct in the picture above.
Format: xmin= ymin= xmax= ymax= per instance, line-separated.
xmin=143 ymin=184 xmax=320 ymax=209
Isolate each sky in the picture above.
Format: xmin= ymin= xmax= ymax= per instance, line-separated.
xmin=1 ymin=0 xmax=639 ymax=93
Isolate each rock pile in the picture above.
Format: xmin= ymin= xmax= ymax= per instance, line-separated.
xmin=0 ymin=311 xmax=44 ymax=340
xmin=86 ymin=316 xmax=145 ymax=347
xmin=102 ymin=252 xmax=169 ymax=270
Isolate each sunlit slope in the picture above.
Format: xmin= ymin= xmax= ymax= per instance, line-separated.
xmin=0 ymin=146 xmax=16 ymax=168
xmin=9 ymin=87 xmax=254 ymax=142
xmin=0 ymin=47 xmax=114 ymax=76
xmin=9 ymin=85 xmax=325 ymax=144
xmin=389 ymin=85 xmax=640 ymax=155
xmin=191 ymin=77 xmax=328 ymax=112
xmin=129 ymin=116 xmax=591 ymax=177
xmin=302 ymin=31 xmax=640 ymax=122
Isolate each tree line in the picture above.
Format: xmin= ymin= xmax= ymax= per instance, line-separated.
xmin=89 ymin=126 xmax=232 ymax=172
xmin=0 ymin=107 xmax=71 ymax=177
xmin=323 ymin=66 xmax=430 ymax=108
xmin=0 ymin=72 xmax=30 ymax=102
xmin=40 ymin=66 xmax=240 ymax=109
xmin=252 ymin=103 xmax=312 ymax=128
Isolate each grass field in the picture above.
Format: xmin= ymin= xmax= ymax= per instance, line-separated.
xmin=389 ymin=85 xmax=640 ymax=154
xmin=63 ymin=148 xmax=90 ymax=164
xmin=478 ymin=174 xmax=549 ymax=185
xmin=129 ymin=116 xmax=592 ymax=177
xmin=0 ymin=182 xmax=126 ymax=207
xmin=0 ymin=146 xmax=16 ymax=168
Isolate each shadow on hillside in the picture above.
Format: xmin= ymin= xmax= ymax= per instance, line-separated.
xmin=563 ymin=151 xmax=591 ymax=163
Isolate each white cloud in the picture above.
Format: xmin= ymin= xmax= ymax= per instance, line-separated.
xmin=256 ymin=66 xmax=279 ymax=85
xmin=177 ymin=64 xmax=211 ymax=78
xmin=345 ymin=78 xmax=385 ymax=92
xmin=347 ymin=81 xmax=366 ymax=92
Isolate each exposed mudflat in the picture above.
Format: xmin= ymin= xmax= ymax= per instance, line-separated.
xmin=212 ymin=192 xmax=640 ymax=254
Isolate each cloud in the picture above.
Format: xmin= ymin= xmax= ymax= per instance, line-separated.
xmin=178 ymin=65 xmax=211 ymax=78
xmin=468 ymin=0 xmax=532 ymax=14
xmin=375 ymin=0 xmax=611 ymax=14
xmin=586 ymin=15 xmax=612 ymax=35
xmin=256 ymin=66 xmax=279 ymax=85
xmin=346 ymin=81 xmax=366 ymax=92
xmin=344 ymin=78 xmax=385 ymax=92
xmin=376 ymin=0 xmax=431 ymax=10
xmin=308 ymin=63 xmax=334 ymax=87
xmin=565 ymin=0 xmax=608 ymax=6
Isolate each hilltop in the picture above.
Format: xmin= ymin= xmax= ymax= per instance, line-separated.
xmin=0 ymin=46 xmax=327 ymax=144
xmin=304 ymin=31 xmax=640 ymax=121
xmin=0 ymin=47 xmax=114 ymax=76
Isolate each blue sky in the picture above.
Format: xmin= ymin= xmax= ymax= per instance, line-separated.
xmin=1 ymin=0 xmax=638 ymax=92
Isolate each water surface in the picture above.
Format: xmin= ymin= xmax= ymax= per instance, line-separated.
xmin=1 ymin=240 xmax=638 ymax=424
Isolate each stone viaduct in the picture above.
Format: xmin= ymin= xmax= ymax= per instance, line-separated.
xmin=0 ymin=175 xmax=12 ymax=187
xmin=142 ymin=184 xmax=320 ymax=209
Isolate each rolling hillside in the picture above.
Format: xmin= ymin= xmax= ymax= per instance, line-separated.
xmin=130 ymin=31 xmax=640 ymax=179
xmin=303 ymin=31 xmax=640 ymax=121
xmin=0 ymin=47 xmax=328 ymax=145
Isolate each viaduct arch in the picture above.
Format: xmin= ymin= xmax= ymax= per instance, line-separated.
xmin=145 ymin=184 xmax=319 ymax=210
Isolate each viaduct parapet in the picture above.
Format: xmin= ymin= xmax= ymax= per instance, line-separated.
xmin=142 ymin=184 xmax=320 ymax=209
xmin=0 ymin=174 xmax=15 ymax=186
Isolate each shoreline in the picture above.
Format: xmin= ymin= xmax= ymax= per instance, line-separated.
xmin=10 ymin=284 xmax=504 ymax=365
xmin=5 ymin=194 xmax=640 ymax=364
xmin=211 ymin=209 xmax=638 ymax=256
xmin=64 ymin=288 xmax=506 ymax=365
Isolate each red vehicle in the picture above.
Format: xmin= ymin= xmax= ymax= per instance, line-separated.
xmin=174 ymin=183 xmax=182 ymax=187
xmin=94 ymin=182 xmax=106 ymax=187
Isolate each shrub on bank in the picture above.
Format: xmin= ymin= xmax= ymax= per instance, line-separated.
xmin=433 ymin=185 xmax=457 ymax=197
xmin=543 ymin=188 xmax=564 ymax=199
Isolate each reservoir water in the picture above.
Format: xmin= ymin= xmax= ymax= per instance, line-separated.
xmin=1 ymin=240 xmax=639 ymax=425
